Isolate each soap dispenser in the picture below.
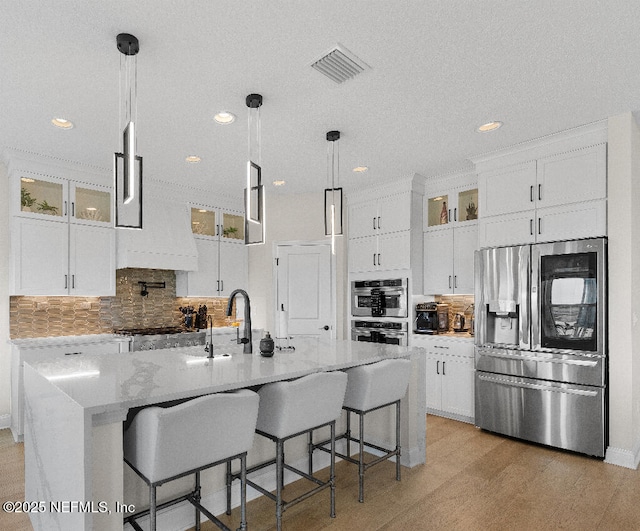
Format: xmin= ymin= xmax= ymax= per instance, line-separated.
xmin=259 ymin=331 xmax=275 ymax=357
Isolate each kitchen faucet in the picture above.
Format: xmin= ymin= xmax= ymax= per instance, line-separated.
xmin=204 ymin=315 xmax=214 ymax=358
xmin=226 ymin=289 xmax=252 ymax=354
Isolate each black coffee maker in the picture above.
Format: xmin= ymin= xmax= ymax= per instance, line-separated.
xmin=415 ymin=302 xmax=439 ymax=334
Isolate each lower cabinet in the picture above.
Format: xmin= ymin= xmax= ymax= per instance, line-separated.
xmin=417 ymin=336 xmax=475 ymax=423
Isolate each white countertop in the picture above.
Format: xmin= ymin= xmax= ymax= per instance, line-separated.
xmin=26 ymin=337 xmax=421 ymax=418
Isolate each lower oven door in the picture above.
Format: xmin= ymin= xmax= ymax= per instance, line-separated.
xmin=350 ymin=328 xmax=407 ymax=346
xmin=475 ymin=371 xmax=605 ymax=457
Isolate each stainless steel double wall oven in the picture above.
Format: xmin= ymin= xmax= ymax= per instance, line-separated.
xmin=474 ymin=238 xmax=607 ymax=457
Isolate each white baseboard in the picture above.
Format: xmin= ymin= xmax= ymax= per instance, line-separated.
xmin=604 ymin=442 xmax=640 ymax=470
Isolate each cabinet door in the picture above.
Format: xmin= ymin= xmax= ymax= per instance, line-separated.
xmin=12 ymin=218 xmax=68 ymax=295
xmin=536 ymin=199 xmax=607 ymax=243
xmin=536 ymin=144 xmax=607 ymax=209
xmin=219 ymin=241 xmax=247 ymax=296
xmin=378 ymin=192 xmax=411 ymax=234
xmin=176 ymin=238 xmax=220 ymax=297
xmin=69 ymin=225 xmax=115 ymax=296
xmin=452 ymin=224 xmax=477 ymax=294
xmin=348 ymin=236 xmax=378 ymax=273
xmin=377 ymin=231 xmax=411 ymax=271
xmin=348 ymin=200 xmax=377 ymax=239
xmin=440 ymin=355 xmax=475 ymax=419
xmin=425 ymin=354 xmax=442 ymax=411
xmin=479 ymin=161 xmax=537 ymax=217
xmin=17 ymin=175 xmax=67 ymax=220
xmin=70 ymin=183 xmax=112 ymax=226
xmin=478 ymin=211 xmax=536 ymax=248
xmin=423 ymin=229 xmax=453 ymax=294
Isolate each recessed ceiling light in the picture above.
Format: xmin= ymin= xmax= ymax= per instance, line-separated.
xmin=185 ymin=156 xmax=201 ymax=163
xmin=198 ymin=209 xmax=207 ymax=213
xmin=353 ymin=166 xmax=368 ymax=173
xmin=214 ymin=112 xmax=236 ymax=125
xmin=477 ymin=121 xmax=503 ymax=133
xmin=51 ymin=118 xmax=74 ymax=129
xmin=272 ymin=180 xmax=286 ymax=186
xmin=21 ymin=177 xmax=35 ymax=183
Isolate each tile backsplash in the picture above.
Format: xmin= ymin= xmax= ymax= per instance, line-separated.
xmin=10 ymin=268 xmax=232 ymax=339
xmin=434 ymin=294 xmax=475 ymax=330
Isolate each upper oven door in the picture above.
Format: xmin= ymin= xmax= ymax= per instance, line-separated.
xmin=352 ymin=289 xmax=375 ymax=316
xmin=531 ymin=238 xmax=607 ymax=355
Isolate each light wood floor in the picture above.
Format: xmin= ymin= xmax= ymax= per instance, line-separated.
xmin=3 ymin=416 xmax=640 ymax=530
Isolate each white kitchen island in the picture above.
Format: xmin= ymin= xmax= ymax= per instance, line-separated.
xmin=23 ymin=338 xmax=426 ymax=530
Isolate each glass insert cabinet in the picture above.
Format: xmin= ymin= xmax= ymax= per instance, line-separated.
xmin=190 ymin=207 xmax=244 ymax=240
xmin=19 ymin=176 xmax=112 ymax=225
xmin=426 ymin=187 xmax=479 ymax=228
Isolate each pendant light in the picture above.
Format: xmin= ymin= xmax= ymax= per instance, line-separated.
xmin=325 ymin=130 xmax=343 ymax=254
xmin=245 ymin=93 xmax=265 ymax=245
xmin=114 ymin=33 xmax=143 ymax=229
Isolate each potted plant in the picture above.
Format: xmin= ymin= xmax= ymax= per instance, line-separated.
xmin=223 ymin=226 xmax=239 ymax=237
xmin=37 ymin=200 xmax=59 ymax=215
xmin=21 ymin=187 xmax=36 ymax=211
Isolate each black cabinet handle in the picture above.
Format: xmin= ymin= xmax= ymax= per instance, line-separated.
xmin=538 ymin=218 xmax=542 ymax=235
xmin=373 ymin=253 xmax=376 ymax=266
xmin=377 ymin=253 xmax=381 ymax=266
xmin=71 ymin=202 xmax=75 ymax=217
xmin=64 ymin=274 xmax=68 ymax=289
xmin=454 ymin=208 xmax=457 ymax=222
xmin=72 ymin=275 xmax=75 ymax=289
xmin=378 ymin=216 xmax=381 ymax=229
xmin=538 ymin=184 xmax=542 ymax=201
xmin=530 ymin=185 xmax=534 ymax=202
xmin=436 ymin=360 xmax=440 ymax=375
xmin=373 ymin=217 xmax=376 ymax=230
xmin=530 ymin=219 xmax=534 ymax=236
xmin=442 ymin=361 xmax=446 ymax=376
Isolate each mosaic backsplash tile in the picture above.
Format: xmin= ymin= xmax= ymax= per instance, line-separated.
xmin=10 ymin=268 xmax=232 ymax=339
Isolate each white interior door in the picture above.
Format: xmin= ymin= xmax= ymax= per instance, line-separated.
xmin=276 ymin=242 xmax=333 ymax=338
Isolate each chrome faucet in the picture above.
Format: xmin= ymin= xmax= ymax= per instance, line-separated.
xmin=226 ymin=289 xmax=252 ymax=354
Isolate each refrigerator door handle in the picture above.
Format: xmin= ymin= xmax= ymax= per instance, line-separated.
xmin=479 ymin=350 xmax=600 ymax=367
xmin=477 ymin=374 xmax=598 ymax=397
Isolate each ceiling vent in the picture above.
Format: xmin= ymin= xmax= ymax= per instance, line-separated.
xmin=311 ymin=44 xmax=371 ymax=84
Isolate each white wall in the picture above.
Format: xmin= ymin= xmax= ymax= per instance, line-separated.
xmin=606 ymin=112 xmax=640 ymax=465
xmin=0 ymin=161 xmax=10 ymax=423
xmin=247 ymin=191 xmax=347 ymax=339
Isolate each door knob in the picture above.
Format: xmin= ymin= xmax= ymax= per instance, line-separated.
xmin=322 ymin=325 xmax=330 ymax=331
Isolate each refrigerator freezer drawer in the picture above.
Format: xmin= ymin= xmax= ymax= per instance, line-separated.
xmin=475 ymin=347 xmax=606 ymax=387
xmin=475 ymin=371 xmax=605 ymax=457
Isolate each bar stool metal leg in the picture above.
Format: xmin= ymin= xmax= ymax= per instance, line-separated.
xmin=195 ymin=471 xmax=201 ymax=531
xmin=239 ymin=454 xmax=248 ymax=531
xmin=330 ymin=421 xmax=336 ymax=518
xmin=358 ymin=412 xmax=365 ymax=503
xmin=150 ymin=485 xmax=157 ymax=531
xmin=346 ymin=410 xmax=351 ymax=458
xmin=396 ymin=400 xmax=401 ymax=481
xmin=276 ymin=439 xmax=284 ymax=531
xmin=226 ymin=460 xmax=232 ymax=516
xmin=308 ymin=430 xmax=314 ymax=476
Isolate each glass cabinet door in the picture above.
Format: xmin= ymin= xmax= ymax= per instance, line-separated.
xmin=74 ymin=186 xmax=111 ymax=223
xmin=20 ymin=177 xmax=64 ymax=218
xmin=427 ymin=194 xmax=449 ymax=227
xmin=221 ymin=212 xmax=244 ymax=241
xmin=457 ymin=188 xmax=478 ymax=222
xmin=191 ymin=208 xmax=217 ymax=236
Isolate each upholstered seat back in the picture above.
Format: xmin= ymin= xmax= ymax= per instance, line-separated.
xmin=256 ymin=372 xmax=348 ymax=439
xmin=342 ymin=359 xmax=411 ymax=412
xmin=124 ymin=389 xmax=259 ymax=483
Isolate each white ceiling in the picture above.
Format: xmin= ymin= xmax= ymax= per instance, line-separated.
xmin=2 ymin=1 xmax=640 ymax=198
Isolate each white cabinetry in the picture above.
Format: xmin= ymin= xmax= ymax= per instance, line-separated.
xmin=10 ymin=172 xmax=115 ymax=296
xmin=10 ymin=335 xmax=128 ymax=441
xmin=415 ymin=336 xmax=474 ymax=422
xmin=477 ymin=142 xmax=607 ymax=248
xmin=176 ymin=206 xmax=247 ymax=297
xmin=348 ymin=186 xmax=422 ymax=276
xmin=423 ymin=224 xmax=477 ymax=294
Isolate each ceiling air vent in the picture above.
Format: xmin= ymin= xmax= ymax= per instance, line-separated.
xmin=311 ymin=44 xmax=371 ymax=84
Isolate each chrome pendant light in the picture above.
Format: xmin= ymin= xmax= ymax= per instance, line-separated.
xmin=325 ymin=130 xmax=343 ymax=254
xmin=244 ymin=93 xmax=265 ymax=245
xmin=114 ymin=33 xmax=143 ymax=229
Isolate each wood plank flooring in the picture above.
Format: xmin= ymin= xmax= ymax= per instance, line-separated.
xmin=3 ymin=416 xmax=640 ymax=530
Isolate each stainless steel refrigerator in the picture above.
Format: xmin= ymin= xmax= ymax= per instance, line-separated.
xmin=474 ymin=238 xmax=607 ymax=457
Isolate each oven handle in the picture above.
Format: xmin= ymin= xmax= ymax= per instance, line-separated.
xmin=478 ymin=350 xmax=599 ymax=367
xmin=477 ymin=373 xmax=598 ymax=396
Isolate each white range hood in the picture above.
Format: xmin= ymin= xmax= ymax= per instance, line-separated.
xmin=116 ymin=180 xmax=198 ymax=271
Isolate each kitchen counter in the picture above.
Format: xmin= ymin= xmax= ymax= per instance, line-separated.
xmin=23 ymin=337 xmax=426 ymax=531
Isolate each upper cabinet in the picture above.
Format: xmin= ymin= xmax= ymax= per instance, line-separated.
xmin=10 ymin=165 xmax=115 ymax=296
xmin=425 ymin=177 xmax=478 ymax=229
xmin=474 ymin=124 xmax=608 ymax=248
xmin=347 ymin=179 xmax=424 ymax=282
xmin=176 ymin=205 xmax=247 ymax=297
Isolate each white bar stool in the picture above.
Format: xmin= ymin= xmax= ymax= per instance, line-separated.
xmin=310 ymin=358 xmax=411 ymax=502
xmin=237 ymin=372 xmax=347 ymax=531
xmin=123 ymin=389 xmax=259 ymax=531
